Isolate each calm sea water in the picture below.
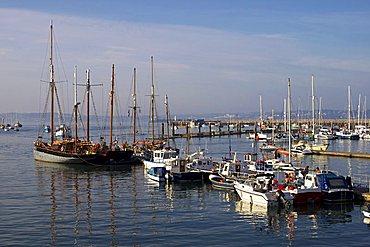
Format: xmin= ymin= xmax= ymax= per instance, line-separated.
xmin=1 ymin=120 xmax=370 ymax=246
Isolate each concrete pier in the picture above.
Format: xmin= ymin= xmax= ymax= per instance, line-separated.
xmin=312 ymin=150 xmax=370 ymax=159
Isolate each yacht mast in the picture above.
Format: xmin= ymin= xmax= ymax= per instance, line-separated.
xmin=74 ymin=66 xmax=78 ymax=149
xmin=358 ymin=94 xmax=361 ymax=126
xmin=348 ymin=85 xmax=351 ymax=130
xmin=86 ymin=69 xmax=91 ymax=142
xmin=110 ymin=64 xmax=115 ymax=149
xmin=150 ymin=56 xmax=155 ymax=144
xmin=283 ymin=98 xmax=287 ymax=132
xmin=133 ymin=67 xmax=137 ymax=144
xmin=49 ymin=21 xmax=55 ymax=144
xmin=165 ymin=94 xmax=170 ymax=146
xmin=311 ymin=74 xmax=315 ymax=139
xmin=288 ymin=78 xmax=291 ymax=163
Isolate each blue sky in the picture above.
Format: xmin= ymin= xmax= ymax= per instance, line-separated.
xmin=1 ymin=1 xmax=370 ymax=117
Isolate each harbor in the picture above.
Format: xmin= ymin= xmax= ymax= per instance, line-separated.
xmin=1 ymin=124 xmax=370 ymax=246
xmin=2 ymin=2 xmax=370 ymax=246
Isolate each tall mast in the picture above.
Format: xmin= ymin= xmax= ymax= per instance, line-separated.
xmin=288 ymin=78 xmax=291 ymax=163
xmin=150 ymin=56 xmax=155 ymax=144
xmin=311 ymin=74 xmax=315 ymax=139
xmin=86 ymin=69 xmax=91 ymax=142
xmin=133 ymin=67 xmax=137 ymax=144
xmin=259 ymin=95 xmax=263 ymax=122
xmin=348 ymin=85 xmax=351 ymax=130
xmin=165 ymin=94 xmax=170 ymax=146
xmin=283 ymin=98 xmax=287 ymax=132
xmin=358 ymin=94 xmax=361 ymax=126
xmin=364 ymin=96 xmax=367 ymax=126
xmin=74 ymin=66 xmax=78 ymax=149
xmin=49 ymin=20 xmax=55 ymax=144
xmin=110 ymin=64 xmax=115 ymax=149
xmin=318 ymin=97 xmax=322 ymax=127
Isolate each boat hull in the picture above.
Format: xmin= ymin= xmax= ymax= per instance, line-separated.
xmin=33 ymin=146 xmax=106 ymax=165
xmin=143 ymin=160 xmax=166 ymax=170
xmin=290 ymin=189 xmax=323 ymax=204
xmin=323 ymin=189 xmax=354 ymax=202
xmin=209 ymin=174 xmax=234 ymax=190
xmin=169 ymin=171 xmax=203 ymax=182
xmin=234 ymin=181 xmax=292 ymax=207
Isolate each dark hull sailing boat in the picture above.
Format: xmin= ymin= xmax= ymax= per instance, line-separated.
xmin=104 ymin=64 xmax=134 ymax=164
xmin=33 ymin=22 xmax=107 ymax=165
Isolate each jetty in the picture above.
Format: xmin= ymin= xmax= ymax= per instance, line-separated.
xmin=312 ymin=150 xmax=370 ymax=159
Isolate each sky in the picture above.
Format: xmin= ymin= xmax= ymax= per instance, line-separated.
xmin=1 ymin=0 xmax=370 ymax=117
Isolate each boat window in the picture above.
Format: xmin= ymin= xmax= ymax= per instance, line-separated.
xmin=327 ymin=178 xmax=346 ymax=188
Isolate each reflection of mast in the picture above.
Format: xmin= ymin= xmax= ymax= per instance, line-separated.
xmin=109 ymin=173 xmax=117 ymax=246
xmin=49 ymin=173 xmax=57 ymax=246
xmin=86 ymin=173 xmax=92 ymax=235
xmin=73 ymin=174 xmax=80 ymax=240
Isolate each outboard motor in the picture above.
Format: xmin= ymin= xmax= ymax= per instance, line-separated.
xmin=346 ymin=176 xmax=353 ymax=190
xmin=276 ymin=190 xmax=291 ymax=208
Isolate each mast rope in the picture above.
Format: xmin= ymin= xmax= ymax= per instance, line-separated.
xmin=54 ymin=86 xmax=65 ymax=124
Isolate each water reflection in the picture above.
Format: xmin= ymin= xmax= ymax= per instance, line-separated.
xmin=34 ymin=161 xmax=133 ymax=246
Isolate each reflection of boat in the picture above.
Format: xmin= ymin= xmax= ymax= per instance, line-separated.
xmin=234 ymin=200 xmax=278 ymax=216
xmin=209 ymin=174 xmax=234 ymax=190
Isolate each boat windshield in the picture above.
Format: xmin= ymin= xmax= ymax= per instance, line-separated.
xmin=327 ymin=177 xmax=347 ymax=188
xmin=163 ymin=151 xmax=177 ymax=159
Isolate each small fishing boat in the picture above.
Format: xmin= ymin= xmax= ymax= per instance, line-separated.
xmin=143 ymin=148 xmax=178 ymax=170
xmin=147 ymin=165 xmax=166 ymax=182
xmin=166 ymin=157 xmax=203 ymax=182
xmin=234 ymin=174 xmax=293 ymax=207
xmin=209 ymin=174 xmax=234 ymax=190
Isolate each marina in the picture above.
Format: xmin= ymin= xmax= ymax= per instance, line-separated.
xmin=2 ymin=2 xmax=370 ymax=246
xmin=1 ymin=123 xmax=370 ymax=246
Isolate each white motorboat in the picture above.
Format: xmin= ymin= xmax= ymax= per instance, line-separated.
xmin=234 ymin=174 xmax=293 ymax=207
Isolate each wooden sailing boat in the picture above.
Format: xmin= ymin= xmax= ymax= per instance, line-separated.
xmin=102 ymin=64 xmax=134 ymax=164
xmin=33 ymin=22 xmax=106 ymax=165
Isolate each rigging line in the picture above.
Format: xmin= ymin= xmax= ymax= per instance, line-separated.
xmin=102 ymin=97 xmax=110 ymax=140
xmin=53 ymin=30 xmax=71 ymax=114
xmin=38 ymin=88 xmax=51 ymax=136
xmin=54 ymin=86 xmax=65 ymax=124
xmin=77 ymin=107 xmax=86 ymax=140
xmin=90 ymin=90 xmax=102 ymax=137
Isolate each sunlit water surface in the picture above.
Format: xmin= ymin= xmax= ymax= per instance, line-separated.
xmin=1 ymin=122 xmax=370 ymax=246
